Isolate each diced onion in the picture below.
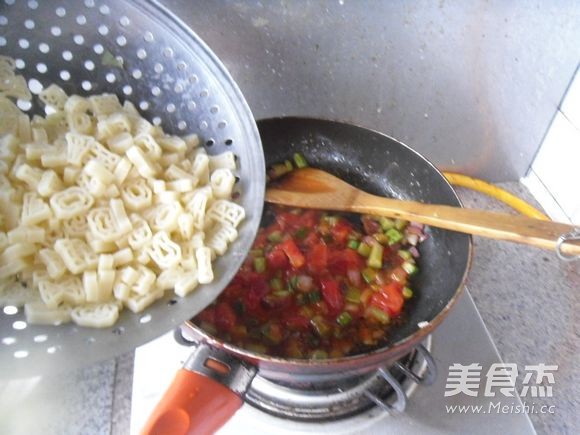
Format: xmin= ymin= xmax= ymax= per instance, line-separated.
xmin=297 ymin=275 xmax=313 ymax=292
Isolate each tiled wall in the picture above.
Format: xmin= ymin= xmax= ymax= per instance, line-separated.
xmin=524 ymin=65 xmax=580 ymax=225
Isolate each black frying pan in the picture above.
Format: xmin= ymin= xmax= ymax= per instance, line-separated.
xmin=144 ymin=117 xmax=473 ymax=434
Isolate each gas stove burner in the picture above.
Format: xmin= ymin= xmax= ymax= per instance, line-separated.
xmin=173 ymin=329 xmax=436 ymax=422
xmin=244 ymin=337 xmax=435 ymax=422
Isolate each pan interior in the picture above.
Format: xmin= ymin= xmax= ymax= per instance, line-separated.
xmin=257 ymin=117 xmax=470 ymax=347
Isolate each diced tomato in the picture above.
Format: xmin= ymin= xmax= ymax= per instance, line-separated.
xmin=302 ymin=231 xmax=320 ymax=248
xmin=276 ymin=212 xmax=303 ymax=231
xmin=283 ymin=314 xmax=311 ymax=330
xmin=320 ymin=278 xmax=344 ymax=313
xmin=215 ymin=303 xmax=237 ymax=331
xmin=280 ymin=238 xmax=306 ymax=268
xmin=328 ymin=249 xmax=363 ymax=275
xmin=244 ymin=275 xmax=270 ymax=312
xmin=370 ymin=283 xmax=404 ymax=317
xmin=331 ymin=220 xmax=353 ymax=245
xmin=266 ymin=245 xmax=289 ymax=270
xmin=307 ymin=243 xmax=328 ymax=272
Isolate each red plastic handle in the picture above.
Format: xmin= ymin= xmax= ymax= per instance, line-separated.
xmin=141 ymin=368 xmax=243 ymax=435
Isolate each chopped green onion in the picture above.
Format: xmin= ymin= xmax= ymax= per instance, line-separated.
xmin=270 ymin=277 xmax=283 ymax=291
xmin=310 ymin=349 xmax=328 ymax=359
xmin=362 ymin=267 xmax=377 ymax=284
xmin=267 ymin=231 xmax=283 ymax=243
xmin=402 ymin=287 xmax=414 ymax=299
xmin=295 ymin=227 xmax=309 ymax=240
xmin=379 ymin=217 xmax=396 ymax=230
xmin=253 ymin=257 xmax=266 ymax=273
xmin=336 ymin=311 xmax=352 ymax=326
xmin=367 ymin=243 xmax=384 ymax=268
xmin=347 ymin=239 xmax=360 ymax=250
xmin=357 ymin=242 xmax=371 ymax=257
xmin=289 ymin=275 xmax=299 ymax=290
xmin=284 ymin=159 xmax=294 ymax=171
xmin=345 ymin=287 xmax=361 ymax=303
xmin=402 ymin=261 xmax=418 ymax=276
xmin=250 ymin=248 xmax=264 ymax=257
xmin=398 ymin=250 xmax=412 ymax=261
xmin=273 ymin=290 xmax=292 ymax=298
xmin=293 ymin=152 xmax=309 ymax=168
xmin=307 ymin=291 xmax=321 ymax=304
xmin=385 ymin=228 xmax=404 ymax=245
xmin=367 ymin=306 xmax=391 ymax=324
xmin=395 ymin=218 xmax=408 ymax=230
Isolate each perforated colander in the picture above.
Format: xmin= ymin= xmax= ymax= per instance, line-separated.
xmin=0 ymin=0 xmax=264 ymax=378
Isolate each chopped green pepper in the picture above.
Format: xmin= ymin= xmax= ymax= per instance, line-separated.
xmin=250 ymin=248 xmax=264 ymax=257
xmin=306 ymin=291 xmax=321 ymax=304
xmin=295 ymin=227 xmax=309 ymax=240
xmin=367 ymin=306 xmax=391 ymax=324
xmin=267 ymin=231 xmax=283 ymax=243
xmin=345 ymin=287 xmax=362 ymax=303
xmin=284 ymin=159 xmax=294 ymax=171
xmin=402 ymin=286 xmax=414 ymax=299
xmin=310 ymin=349 xmax=329 ymax=359
xmin=336 ymin=311 xmax=352 ymax=326
xmin=402 ymin=261 xmax=418 ymax=276
xmin=347 ymin=239 xmax=360 ymax=250
xmin=367 ymin=243 xmax=384 ymax=268
xmin=385 ymin=228 xmax=404 ymax=245
xmin=395 ymin=218 xmax=408 ymax=230
xmin=270 ymin=277 xmax=283 ymax=291
xmin=362 ymin=267 xmax=377 ymax=283
xmin=398 ymin=249 xmax=412 ymax=261
xmin=293 ymin=152 xmax=309 ymax=168
xmin=379 ymin=217 xmax=395 ymax=230
xmin=289 ymin=275 xmax=299 ymax=290
xmin=357 ymin=242 xmax=371 ymax=257
xmin=253 ymin=257 xmax=266 ymax=273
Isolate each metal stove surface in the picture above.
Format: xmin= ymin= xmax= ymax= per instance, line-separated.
xmin=130 ymin=290 xmax=536 ymax=434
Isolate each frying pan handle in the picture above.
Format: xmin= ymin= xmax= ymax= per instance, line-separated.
xmin=141 ymin=343 xmax=257 ymax=435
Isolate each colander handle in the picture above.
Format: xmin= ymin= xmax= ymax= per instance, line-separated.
xmin=141 ymin=343 xmax=257 ymax=435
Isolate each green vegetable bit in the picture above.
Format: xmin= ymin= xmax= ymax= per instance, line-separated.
xmin=385 ymin=228 xmax=404 ymax=245
xmin=293 ymin=152 xmax=309 ymax=169
xmin=270 ymin=277 xmax=283 ymax=291
xmin=347 ymin=239 xmax=360 ymax=250
xmin=368 ymin=306 xmax=391 ymax=324
xmin=379 ymin=217 xmax=396 ymax=230
xmin=284 ymin=159 xmax=294 ymax=171
xmin=402 ymin=261 xmax=419 ymax=276
xmin=289 ymin=275 xmax=299 ymax=290
xmin=395 ymin=218 xmax=408 ymax=230
xmin=336 ymin=311 xmax=353 ymax=326
xmin=295 ymin=227 xmax=309 ymax=240
xmin=267 ymin=231 xmax=283 ymax=243
xmin=397 ymin=250 xmax=412 ymax=261
xmin=307 ymin=291 xmax=322 ymax=304
xmin=402 ymin=286 xmax=414 ymax=299
xmin=310 ymin=349 xmax=329 ymax=359
xmin=250 ymin=248 xmax=264 ymax=257
xmin=253 ymin=257 xmax=266 ymax=273
xmin=362 ymin=267 xmax=377 ymax=284
xmin=367 ymin=243 xmax=384 ymax=268
xmin=357 ymin=242 xmax=371 ymax=257
xmin=345 ymin=287 xmax=361 ymax=303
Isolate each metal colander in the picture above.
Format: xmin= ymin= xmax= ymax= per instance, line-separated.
xmin=0 ymin=0 xmax=264 ymax=378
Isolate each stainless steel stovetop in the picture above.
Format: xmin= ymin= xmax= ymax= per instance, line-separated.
xmin=130 ymin=289 xmax=536 ymax=434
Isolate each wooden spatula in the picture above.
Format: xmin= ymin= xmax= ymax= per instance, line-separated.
xmin=265 ymin=168 xmax=580 ymax=258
